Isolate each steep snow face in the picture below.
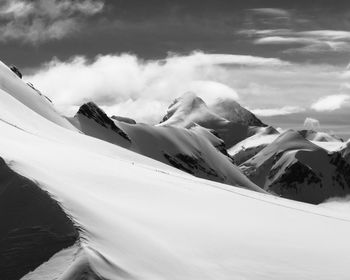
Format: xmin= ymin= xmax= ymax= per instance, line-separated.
xmin=229 ymin=126 xmax=280 ymax=165
xmin=210 ymin=98 xmax=266 ymax=127
xmin=1 ymin=60 xmax=350 ymax=279
xmin=299 ymin=129 xmax=343 ymax=142
xmin=159 ymin=92 xmax=248 ymax=147
xmin=241 ymin=130 xmax=350 ymax=204
xmin=0 ymin=62 xmax=76 ymax=131
xmin=71 ymin=102 xmax=131 ymax=148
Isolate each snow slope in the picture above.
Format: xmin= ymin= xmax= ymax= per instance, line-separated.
xmin=0 ymin=61 xmax=76 ymax=131
xmin=241 ymin=130 xmax=350 ymax=204
xmin=0 ymin=62 xmax=350 ymax=279
xmin=118 ymin=121 xmax=263 ymax=192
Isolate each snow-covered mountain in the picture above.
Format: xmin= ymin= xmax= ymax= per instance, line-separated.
xmin=71 ymin=102 xmax=132 ymax=148
xmin=71 ymin=102 xmax=263 ymax=192
xmin=1 ymin=60 xmax=350 ymax=279
xmin=209 ymin=98 xmax=266 ymax=127
xmin=240 ymin=130 xmax=350 ymax=204
xmin=159 ymin=92 xmax=249 ymax=148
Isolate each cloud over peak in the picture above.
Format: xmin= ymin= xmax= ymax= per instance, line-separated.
xmin=251 ymin=106 xmax=305 ymax=117
xmin=23 ymin=51 xmax=349 ymax=124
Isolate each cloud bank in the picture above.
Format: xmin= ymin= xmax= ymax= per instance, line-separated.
xmin=24 ymin=52 xmax=350 ymax=124
xmin=25 ymin=52 xmax=287 ymax=123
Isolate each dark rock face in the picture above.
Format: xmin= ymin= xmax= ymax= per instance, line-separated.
xmin=9 ymin=65 xmax=22 ymax=79
xmin=243 ymin=149 xmax=350 ymax=204
xmin=0 ymin=158 xmax=78 ymax=280
xmin=210 ymin=99 xmax=266 ymax=127
xmin=77 ymin=102 xmax=131 ymax=142
xmin=163 ymin=152 xmax=221 ymax=181
xmin=268 ymin=161 xmax=323 ymax=203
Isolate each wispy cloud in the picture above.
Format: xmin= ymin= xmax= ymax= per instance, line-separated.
xmin=240 ymin=28 xmax=350 ymax=54
xmin=0 ymin=0 xmax=104 ymax=43
xmin=250 ymin=106 xmax=305 ymax=117
xmin=249 ymin=8 xmax=290 ymax=18
xmin=311 ymin=94 xmax=350 ymax=112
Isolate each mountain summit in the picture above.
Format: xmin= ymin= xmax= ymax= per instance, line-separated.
xmin=159 ymin=92 xmax=249 ymax=147
xmin=210 ymin=98 xmax=266 ymax=127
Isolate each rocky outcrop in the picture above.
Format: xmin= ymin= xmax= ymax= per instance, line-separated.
xmin=9 ymin=65 xmax=22 ymax=79
xmin=76 ymin=102 xmax=131 ymax=142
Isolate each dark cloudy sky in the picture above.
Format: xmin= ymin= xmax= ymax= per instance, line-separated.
xmin=1 ymin=0 xmax=350 ymax=137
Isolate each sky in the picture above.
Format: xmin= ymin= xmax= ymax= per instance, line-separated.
xmin=1 ymin=0 xmax=350 ymax=138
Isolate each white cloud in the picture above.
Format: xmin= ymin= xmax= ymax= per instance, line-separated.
xmin=299 ymin=30 xmax=350 ymax=40
xmin=186 ymin=81 xmax=239 ymax=105
xmin=0 ymin=0 xmax=33 ymax=18
xmin=25 ymin=52 xmax=285 ymax=123
xmin=255 ymin=36 xmax=318 ymax=45
xmin=311 ymin=94 xmax=350 ymax=112
xmin=0 ymin=0 xmax=104 ymax=43
xmin=303 ymin=118 xmax=321 ymax=131
xmin=250 ymin=106 xmax=305 ymax=117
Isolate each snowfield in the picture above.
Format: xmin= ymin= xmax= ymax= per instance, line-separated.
xmin=0 ymin=61 xmax=350 ymax=279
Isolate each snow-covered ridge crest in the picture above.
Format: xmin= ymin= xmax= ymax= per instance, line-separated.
xmin=0 ymin=61 xmax=76 ymax=130
xmin=241 ymin=130 xmax=350 ymax=204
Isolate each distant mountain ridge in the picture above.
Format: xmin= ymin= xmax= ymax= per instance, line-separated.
xmin=240 ymin=130 xmax=350 ymax=204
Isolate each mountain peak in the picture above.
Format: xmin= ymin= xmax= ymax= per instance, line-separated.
xmin=210 ymin=98 xmax=266 ymax=127
xmin=160 ymin=92 xmax=249 ymax=147
xmin=76 ymin=102 xmax=131 ymax=142
xmin=160 ymin=92 xmax=207 ymax=124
